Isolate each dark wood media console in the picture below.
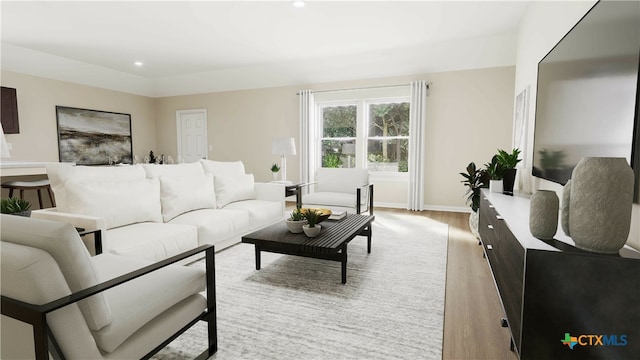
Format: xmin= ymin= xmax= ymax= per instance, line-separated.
xmin=478 ymin=189 xmax=640 ymax=359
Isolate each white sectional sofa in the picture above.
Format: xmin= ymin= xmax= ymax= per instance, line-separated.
xmin=33 ymin=160 xmax=285 ymax=261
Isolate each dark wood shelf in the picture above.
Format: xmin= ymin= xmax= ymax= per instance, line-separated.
xmin=479 ymin=189 xmax=640 ymax=359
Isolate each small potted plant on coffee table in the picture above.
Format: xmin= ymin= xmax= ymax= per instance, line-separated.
xmin=302 ymin=208 xmax=322 ymax=237
xmin=1 ymin=197 xmax=32 ymax=217
xmin=285 ymin=206 xmax=307 ymax=233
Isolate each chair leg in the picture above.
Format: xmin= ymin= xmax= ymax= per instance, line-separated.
xmin=37 ymin=189 xmax=44 ymax=209
xmin=19 ymin=189 xmax=25 ymax=200
xmin=8 ymin=188 xmax=14 ymax=198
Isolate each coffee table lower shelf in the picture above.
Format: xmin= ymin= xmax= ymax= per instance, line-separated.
xmin=241 ymin=214 xmax=375 ymax=284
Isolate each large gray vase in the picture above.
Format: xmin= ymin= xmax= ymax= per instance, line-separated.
xmin=530 ymin=190 xmax=559 ymax=240
xmin=569 ymin=157 xmax=634 ymax=254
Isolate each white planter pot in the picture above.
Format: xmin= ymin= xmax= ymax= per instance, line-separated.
xmin=303 ymin=224 xmax=322 ymax=237
xmin=468 ymin=211 xmax=479 ymax=239
xmin=286 ymin=219 xmax=307 ymax=233
xmin=489 ymin=180 xmax=503 ymax=193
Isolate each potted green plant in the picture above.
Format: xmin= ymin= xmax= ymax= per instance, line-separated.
xmin=484 ymin=155 xmax=504 ymax=193
xmin=1 ymin=197 xmax=32 ymax=217
xmin=460 ymin=162 xmax=486 ymax=239
xmin=285 ymin=206 xmax=306 ymax=233
xmin=270 ymin=163 xmax=281 ymax=181
xmin=496 ymin=148 xmax=522 ymax=196
xmin=302 ymin=208 xmax=322 ymax=237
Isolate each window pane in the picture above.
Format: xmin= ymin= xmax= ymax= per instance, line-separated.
xmin=368 ymin=102 xmax=410 ymax=137
xmin=322 ymin=105 xmax=356 ymax=138
xmin=321 ymin=140 xmax=356 ymax=168
xmin=367 ymin=138 xmax=408 ymax=172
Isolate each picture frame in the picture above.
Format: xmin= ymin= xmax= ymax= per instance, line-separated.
xmin=513 ymin=85 xmax=529 ymax=169
xmin=56 ymin=106 xmax=133 ymax=165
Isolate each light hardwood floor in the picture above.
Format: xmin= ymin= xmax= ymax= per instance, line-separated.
xmin=378 ymin=208 xmax=518 ymax=359
xmin=285 ymin=205 xmax=518 ymax=359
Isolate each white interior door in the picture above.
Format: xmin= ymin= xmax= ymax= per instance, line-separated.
xmin=177 ymin=109 xmax=208 ymax=162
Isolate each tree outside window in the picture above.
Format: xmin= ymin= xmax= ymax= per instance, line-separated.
xmin=367 ymin=102 xmax=409 ymax=172
xmin=320 ymin=104 xmax=356 ymax=168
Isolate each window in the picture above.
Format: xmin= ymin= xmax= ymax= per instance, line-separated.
xmin=367 ymin=101 xmax=409 ymax=172
xmin=320 ymin=103 xmax=357 ymax=168
xmin=316 ymin=90 xmax=410 ymax=175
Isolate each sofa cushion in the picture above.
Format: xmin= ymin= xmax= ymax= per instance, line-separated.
xmin=0 ymin=215 xmax=112 ymax=332
xmin=142 ymin=162 xmax=205 ymax=179
xmin=91 ymin=253 xmax=206 ymax=353
xmin=159 ymin=173 xmax=217 ymax=221
xmin=200 ymin=159 xmax=245 ymax=176
xmin=169 ymin=208 xmax=250 ymax=245
xmin=302 ymin=191 xmax=366 ymax=208
xmin=223 ymin=199 xmax=283 ymax=229
xmin=315 ymin=168 xmax=369 ymax=194
xmin=47 ymin=163 xmax=146 ymax=213
xmin=214 ymin=173 xmax=257 ymax=208
xmin=105 ymin=222 xmax=198 ymax=262
xmin=66 ymin=178 xmax=163 ymax=229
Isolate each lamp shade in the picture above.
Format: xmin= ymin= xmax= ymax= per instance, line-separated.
xmin=272 ymin=137 xmax=296 ymax=155
xmin=1 ymin=124 xmax=10 ymax=158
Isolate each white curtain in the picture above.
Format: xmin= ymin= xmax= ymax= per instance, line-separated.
xmin=407 ymin=80 xmax=428 ymax=211
xmin=299 ymin=90 xmax=316 ymax=185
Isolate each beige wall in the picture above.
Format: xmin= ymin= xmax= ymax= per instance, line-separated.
xmin=154 ymin=66 xmax=515 ymax=210
xmin=1 ymin=67 xmax=515 ymax=211
xmin=515 ymin=0 xmax=639 ymax=250
xmin=1 ymin=71 xmax=157 ymax=162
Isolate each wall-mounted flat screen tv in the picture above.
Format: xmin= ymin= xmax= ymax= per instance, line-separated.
xmin=532 ymin=0 xmax=640 ymax=202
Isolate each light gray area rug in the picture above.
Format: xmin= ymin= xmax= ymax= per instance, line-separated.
xmin=153 ymin=211 xmax=448 ymax=360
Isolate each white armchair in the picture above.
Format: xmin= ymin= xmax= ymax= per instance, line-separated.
xmin=300 ymin=168 xmax=373 ymax=215
xmin=0 ymin=214 xmax=216 ymax=359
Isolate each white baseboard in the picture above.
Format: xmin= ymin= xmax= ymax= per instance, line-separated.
xmin=372 ymin=202 xmax=470 ymax=213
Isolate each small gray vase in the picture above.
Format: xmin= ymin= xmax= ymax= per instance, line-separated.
xmin=560 ymin=180 xmax=571 ymax=237
xmin=529 ymin=190 xmax=559 ymax=240
xmin=568 ymin=157 xmax=634 ymax=254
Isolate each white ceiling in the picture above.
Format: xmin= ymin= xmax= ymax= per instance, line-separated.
xmin=1 ymin=1 xmax=529 ymax=97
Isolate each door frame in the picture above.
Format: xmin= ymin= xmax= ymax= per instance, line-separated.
xmin=176 ymin=108 xmax=208 ymax=162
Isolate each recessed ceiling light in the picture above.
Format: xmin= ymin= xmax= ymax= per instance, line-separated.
xmin=134 ymin=61 xmax=144 ymax=67
xmin=292 ymin=1 xmax=305 ymax=7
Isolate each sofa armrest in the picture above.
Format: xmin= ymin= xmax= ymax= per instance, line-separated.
xmin=32 ymin=208 xmax=106 ymax=232
xmin=32 ymin=208 xmax=107 ymax=255
xmin=254 ymin=182 xmax=285 ymax=202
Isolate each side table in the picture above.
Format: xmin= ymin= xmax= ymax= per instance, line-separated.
xmin=283 ymin=182 xmax=315 ymax=208
xmin=76 ymin=227 xmax=103 ymax=255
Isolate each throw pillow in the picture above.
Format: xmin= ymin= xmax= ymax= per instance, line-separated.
xmin=46 ymin=163 xmax=146 ymax=213
xmin=65 ymin=178 xmax=162 ymax=229
xmin=200 ymin=159 xmax=246 ymax=176
xmin=142 ymin=162 xmax=205 ymax=179
xmin=159 ymin=173 xmax=216 ymax=221
xmin=214 ymin=173 xmax=257 ymax=208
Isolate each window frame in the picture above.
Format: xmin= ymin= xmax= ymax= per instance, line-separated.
xmin=315 ymin=94 xmax=410 ymax=180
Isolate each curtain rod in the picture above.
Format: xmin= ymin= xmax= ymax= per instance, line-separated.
xmin=296 ymin=82 xmax=430 ymax=95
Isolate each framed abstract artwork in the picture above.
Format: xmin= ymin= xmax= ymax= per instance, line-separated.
xmin=56 ymin=106 xmax=133 ymax=165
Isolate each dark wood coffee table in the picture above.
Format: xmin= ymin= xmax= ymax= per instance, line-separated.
xmin=241 ymin=214 xmax=375 ymax=284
